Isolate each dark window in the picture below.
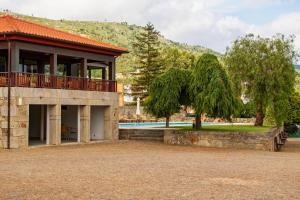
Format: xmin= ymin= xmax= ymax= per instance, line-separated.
xmin=0 ymin=57 xmax=6 ymax=72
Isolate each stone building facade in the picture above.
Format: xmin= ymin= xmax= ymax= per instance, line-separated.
xmin=0 ymin=15 xmax=127 ymax=149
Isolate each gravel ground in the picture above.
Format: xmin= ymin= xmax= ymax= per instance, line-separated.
xmin=0 ymin=140 xmax=300 ymax=200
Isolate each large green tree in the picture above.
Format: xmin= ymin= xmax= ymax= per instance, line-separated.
xmin=190 ymin=53 xmax=237 ymax=129
xmin=224 ymin=34 xmax=297 ymax=126
xmin=131 ymin=22 xmax=163 ymax=101
xmin=190 ymin=53 xmax=236 ymax=129
xmin=145 ymin=68 xmax=191 ymax=127
xmin=284 ymin=92 xmax=300 ymax=134
xmin=160 ymin=47 xmax=198 ymax=70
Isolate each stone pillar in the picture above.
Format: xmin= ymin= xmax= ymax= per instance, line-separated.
xmin=80 ymin=105 xmax=90 ymax=143
xmin=102 ymin=67 xmax=106 ymax=80
xmin=108 ymin=62 xmax=113 ymax=81
xmin=10 ymin=42 xmax=19 ymax=72
xmin=49 ymin=105 xmax=61 ymax=145
xmin=104 ymin=104 xmax=119 ymax=140
xmin=50 ymin=53 xmax=57 ymax=75
xmin=80 ymin=58 xmax=87 ymax=78
xmin=0 ymin=88 xmax=28 ymax=149
xmin=112 ymin=59 xmax=116 ymax=81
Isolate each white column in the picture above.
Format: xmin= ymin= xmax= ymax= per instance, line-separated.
xmin=40 ymin=105 xmax=44 ymax=142
xmin=46 ymin=105 xmax=50 ymax=145
xmin=77 ymin=105 xmax=81 ymax=143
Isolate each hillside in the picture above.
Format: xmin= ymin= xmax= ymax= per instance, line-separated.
xmin=0 ymin=12 xmax=219 ymax=83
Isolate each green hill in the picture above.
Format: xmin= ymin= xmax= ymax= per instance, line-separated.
xmin=0 ymin=12 xmax=219 ymax=83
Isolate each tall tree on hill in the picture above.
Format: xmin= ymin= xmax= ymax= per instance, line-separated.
xmin=131 ymin=22 xmax=163 ymax=101
xmin=225 ymin=34 xmax=297 ymax=126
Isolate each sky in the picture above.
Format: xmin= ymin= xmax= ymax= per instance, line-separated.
xmin=1 ymin=0 xmax=300 ymax=55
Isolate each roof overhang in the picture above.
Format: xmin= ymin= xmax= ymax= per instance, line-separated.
xmin=0 ymin=33 xmax=129 ymax=57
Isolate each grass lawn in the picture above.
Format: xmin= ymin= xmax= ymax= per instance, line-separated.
xmin=174 ymin=125 xmax=272 ymax=133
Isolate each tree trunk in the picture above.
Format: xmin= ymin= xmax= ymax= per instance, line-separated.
xmin=166 ymin=116 xmax=170 ymax=128
xmin=255 ymin=103 xmax=264 ymax=126
xmin=195 ymin=115 xmax=201 ymax=130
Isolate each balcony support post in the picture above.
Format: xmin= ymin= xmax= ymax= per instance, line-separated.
xmin=10 ymin=42 xmax=19 ymax=72
xmin=102 ymin=67 xmax=106 ymax=80
xmin=108 ymin=61 xmax=113 ymax=81
xmin=50 ymin=53 xmax=57 ymax=75
xmin=80 ymin=58 xmax=87 ymax=78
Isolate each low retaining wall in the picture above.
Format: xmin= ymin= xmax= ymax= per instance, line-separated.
xmin=164 ymin=128 xmax=283 ymax=151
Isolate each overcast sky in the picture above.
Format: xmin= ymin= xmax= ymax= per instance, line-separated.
xmin=1 ymin=0 xmax=300 ymax=54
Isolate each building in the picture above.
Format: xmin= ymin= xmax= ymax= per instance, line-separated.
xmin=0 ymin=15 xmax=128 ymax=149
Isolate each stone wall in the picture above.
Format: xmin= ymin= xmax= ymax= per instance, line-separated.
xmin=0 ymin=92 xmax=28 ymax=149
xmin=164 ymin=128 xmax=282 ymax=151
xmin=0 ymin=87 xmax=119 ymax=149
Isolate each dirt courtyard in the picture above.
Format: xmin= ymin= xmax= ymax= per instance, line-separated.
xmin=0 ymin=140 xmax=300 ymax=200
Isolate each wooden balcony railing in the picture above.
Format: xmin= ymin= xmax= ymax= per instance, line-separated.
xmin=0 ymin=72 xmax=117 ymax=92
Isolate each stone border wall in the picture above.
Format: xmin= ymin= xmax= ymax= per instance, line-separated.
xmin=164 ymin=128 xmax=283 ymax=151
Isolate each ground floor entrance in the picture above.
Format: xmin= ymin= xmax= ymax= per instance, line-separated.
xmin=27 ymin=104 xmax=112 ymax=147
xmin=28 ymin=105 xmax=48 ymax=146
xmin=61 ymin=105 xmax=80 ymax=143
xmin=0 ymin=87 xmax=119 ymax=149
xmin=90 ymin=106 xmax=105 ymax=140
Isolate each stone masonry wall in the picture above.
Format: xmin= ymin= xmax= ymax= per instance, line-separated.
xmin=0 ymin=90 xmax=28 ymax=149
xmin=164 ymin=128 xmax=281 ymax=151
xmin=0 ymin=87 xmax=119 ymax=149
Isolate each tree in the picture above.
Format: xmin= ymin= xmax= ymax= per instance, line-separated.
xmin=284 ymin=92 xmax=300 ymax=134
xmin=144 ymin=68 xmax=191 ymax=127
xmin=131 ymin=22 xmax=163 ymax=101
xmin=225 ymin=34 xmax=298 ymax=126
xmin=160 ymin=47 xmax=198 ymax=70
xmin=190 ymin=53 xmax=237 ymax=129
xmin=234 ymin=100 xmax=256 ymax=118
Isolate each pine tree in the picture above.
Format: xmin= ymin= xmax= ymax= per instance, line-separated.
xmin=131 ymin=22 xmax=163 ymax=102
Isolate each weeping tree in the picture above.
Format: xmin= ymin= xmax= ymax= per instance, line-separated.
xmin=225 ymin=34 xmax=297 ymax=126
xmin=190 ymin=53 xmax=237 ymax=129
xmin=145 ymin=68 xmax=191 ymax=127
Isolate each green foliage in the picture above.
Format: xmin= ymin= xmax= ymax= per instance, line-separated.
xmin=160 ymin=47 xmax=199 ymax=70
xmin=144 ymin=68 xmax=190 ymax=127
xmin=131 ymin=23 xmax=162 ymax=101
xmin=131 ymin=23 xmax=163 ymax=101
xmin=295 ymin=73 xmax=300 ymax=93
xmin=235 ymin=101 xmax=256 ymax=118
xmin=190 ymin=53 xmax=237 ymax=127
xmin=225 ymin=34 xmax=298 ymax=126
xmin=263 ymin=106 xmax=276 ymax=126
xmin=284 ymin=92 xmax=300 ymax=134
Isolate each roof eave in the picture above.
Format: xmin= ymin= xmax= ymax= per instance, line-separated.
xmin=0 ymin=32 xmax=129 ymax=55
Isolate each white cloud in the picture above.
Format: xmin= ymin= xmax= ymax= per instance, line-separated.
xmin=249 ymin=12 xmax=300 ymax=55
xmin=0 ymin=0 xmax=300 ymax=56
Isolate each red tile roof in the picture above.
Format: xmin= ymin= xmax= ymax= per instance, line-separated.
xmin=0 ymin=15 xmax=128 ymax=53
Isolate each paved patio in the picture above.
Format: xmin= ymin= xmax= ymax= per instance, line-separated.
xmin=0 ymin=140 xmax=299 ymax=200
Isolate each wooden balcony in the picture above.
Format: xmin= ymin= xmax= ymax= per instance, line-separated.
xmin=0 ymin=72 xmax=117 ymax=92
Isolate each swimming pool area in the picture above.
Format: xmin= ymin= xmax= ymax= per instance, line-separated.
xmin=119 ymin=121 xmax=225 ymax=128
